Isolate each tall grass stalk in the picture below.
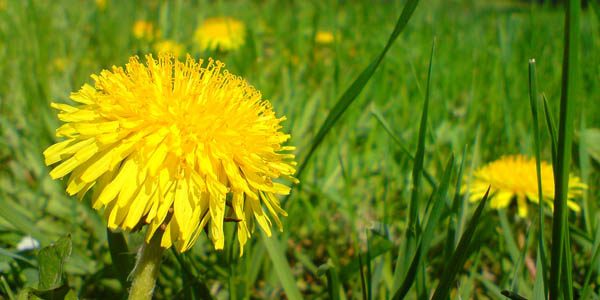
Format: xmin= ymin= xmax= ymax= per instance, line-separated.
xmin=549 ymin=0 xmax=580 ymax=298
xmin=527 ymin=59 xmax=548 ymax=298
xmin=393 ymin=39 xmax=435 ymax=295
xmin=430 ymin=187 xmax=491 ymax=300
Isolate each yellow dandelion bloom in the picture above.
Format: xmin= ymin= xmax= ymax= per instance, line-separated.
xmin=52 ymin=57 xmax=69 ymax=72
xmin=194 ymin=17 xmax=245 ymax=52
xmin=44 ymin=53 xmax=297 ymax=253
xmin=95 ymin=0 xmax=107 ymax=10
xmin=153 ymin=40 xmax=184 ymax=57
xmin=132 ymin=20 xmax=157 ymax=40
xmin=467 ymin=155 xmax=586 ymax=217
xmin=315 ymin=31 xmax=335 ymax=45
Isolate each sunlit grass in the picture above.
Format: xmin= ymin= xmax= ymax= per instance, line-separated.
xmin=0 ymin=0 xmax=598 ymax=299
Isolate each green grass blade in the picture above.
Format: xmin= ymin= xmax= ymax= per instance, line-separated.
xmin=444 ymin=146 xmax=468 ymax=259
xmin=549 ymin=0 xmax=580 ymax=298
xmin=527 ymin=58 xmax=548 ymax=298
xmin=590 ymin=0 xmax=600 ymax=21
xmin=171 ymin=250 xmax=213 ymax=300
xmin=370 ymin=107 xmax=438 ymax=189
xmin=409 ymin=38 xmax=435 ymax=234
xmin=391 ymin=239 xmax=423 ymax=298
xmin=366 ymin=234 xmax=372 ymax=300
xmin=578 ymin=121 xmax=593 ymax=235
xmin=261 ymin=232 xmax=302 ymax=300
xmin=533 ymin=253 xmax=546 ymax=300
xmin=0 ymin=276 xmax=15 ymax=300
xmin=317 ymin=261 xmax=341 ymax=300
xmin=453 ymin=146 xmax=468 ymax=238
xmin=392 ymin=155 xmax=454 ymax=299
xmin=392 ymin=38 xmax=435 ymax=293
xmin=456 ymin=144 xmax=476 ymax=250
xmin=414 ymin=39 xmax=435 ymax=300
xmin=370 ymin=107 xmax=412 ymax=158
xmin=542 ymin=95 xmax=559 ymax=166
xmin=509 ymin=225 xmax=533 ymax=294
xmin=0 ymin=196 xmax=50 ymax=245
xmin=339 ymin=234 xmax=394 ymax=282
xmin=474 ymin=273 xmax=504 ymax=299
xmin=498 ymin=210 xmax=521 ymax=268
xmin=358 ymin=251 xmax=368 ymax=300
xmin=501 ymin=290 xmax=527 ymax=300
xmin=580 ymin=221 xmax=600 ymax=298
xmin=106 ymin=229 xmax=133 ymax=289
xmin=561 ymin=229 xmax=574 ymax=300
xmin=247 ymin=242 xmax=266 ymax=285
xmin=431 ymin=187 xmax=491 ymax=300
xmin=497 ymin=22 xmax=515 ymax=143
xmin=293 ymin=0 xmax=420 ymax=180
xmin=0 ymin=248 xmax=36 ymax=267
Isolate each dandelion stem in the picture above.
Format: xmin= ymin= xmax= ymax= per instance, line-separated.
xmin=128 ymin=231 xmax=165 ymax=300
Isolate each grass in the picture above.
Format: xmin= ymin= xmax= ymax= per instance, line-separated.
xmin=549 ymin=0 xmax=579 ymax=298
xmin=0 ymin=0 xmax=599 ymax=299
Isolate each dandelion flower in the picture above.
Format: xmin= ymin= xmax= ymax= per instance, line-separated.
xmin=315 ymin=31 xmax=335 ymax=45
xmin=153 ymin=40 xmax=184 ymax=57
xmin=467 ymin=155 xmax=586 ymax=217
xmin=52 ymin=57 xmax=69 ymax=72
xmin=44 ymin=53 xmax=297 ymax=253
xmin=133 ymin=20 xmax=158 ymax=40
xmin=95 ymin=0 xmax=107 ymax=11
xmin=195 ymin=17 xmax=245 ymax=52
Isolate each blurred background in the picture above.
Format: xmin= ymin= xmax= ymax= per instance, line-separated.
xmin=0 ymin=0 xmax=599 ymax=299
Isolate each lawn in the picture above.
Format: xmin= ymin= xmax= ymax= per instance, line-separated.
xmin=0 ymin=0 xmax=599 ymax=299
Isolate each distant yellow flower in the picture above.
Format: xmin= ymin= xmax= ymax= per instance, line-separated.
xmin=95 ymin=0 xmax=106 ymax=10
xmin=132 ymin=20 xmax=157 ymax=40
xmin=195 ymin=17 xmax=245 ymax=52
xmin=467 ymin=155 xmax=586 ymax=217
xmin=52 ymin=57 xmax=69 ymax=72
xmin=153 ymin=40 xmax=184 ymax=57
xmin=315 ymin=31 xmax=335 ymax=45
xmin=44 ymin=53 xmax=297 ymax=253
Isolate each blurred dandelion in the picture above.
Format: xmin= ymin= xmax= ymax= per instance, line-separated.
xmin=52 ymin=57 xmax=69 ymax=72
xmin=44 ymin=53 xmax=297 ymax=253
xmin=194 ymin=17 xmax=245 ymax=52
xmin=467 ymin=155 xmax=586 ymax=217
xmin=153 ymin=40 xmax=184 ymax=57
xmin=315 ymin=31 xmax=335 ymax=45
xmin=132 ymin=20 xmax=158 ymax=41
xmin=95 ymin=0 xmax=106 ymax=11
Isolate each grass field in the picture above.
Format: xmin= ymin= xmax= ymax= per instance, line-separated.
xmin=1 ymin=0 xmax=599 ymax=299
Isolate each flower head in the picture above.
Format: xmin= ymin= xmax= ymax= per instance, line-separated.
xmin=194 ymin=17 xmax=245 ymax=52
xmin=95 ymin=0 xmax=107 ymax=11
xmin=467 ymin=155 xmax=586 ymax=217
xmin=44 ymin=53 xmax=297 ymax=253
xmin=315 ymin=31 xmax=335 ymax=45
xmin=52 ymin=57 xmax=69 ymax=72
xmin=133 ymin=20 xmax=158 ymax=40
xmin=153 ymin=40 xmax=184 ymax=57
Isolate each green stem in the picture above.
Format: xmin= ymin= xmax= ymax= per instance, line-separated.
xmin=128 ymin=232 xmax=165 ymax=300
xmin=549 ymin=0 xmax=579 ymax=298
